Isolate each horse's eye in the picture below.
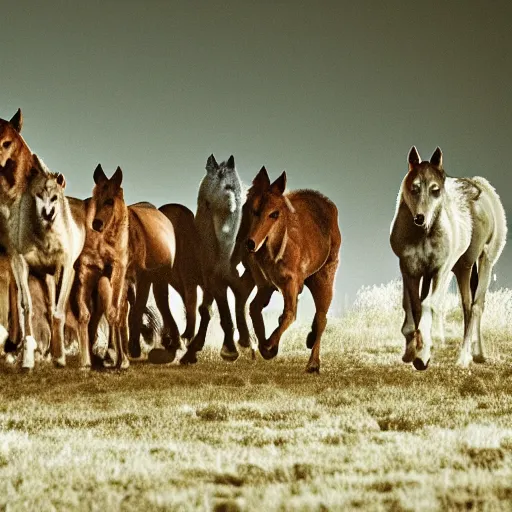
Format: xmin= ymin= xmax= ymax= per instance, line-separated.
xmin=430 ymin=187 xmax=440 ymax=197
xmin=51 ymin=195 xmax=58 ymax=202
xmin=269 ymin=211 xmax=279 ymax=219
xmin=104 ymin=198 xmax=114 ymax=206
xmin=2 ymin=141 xmax=12 ymax=149
xmin=411 ymin=186 xmax=420 ymax=196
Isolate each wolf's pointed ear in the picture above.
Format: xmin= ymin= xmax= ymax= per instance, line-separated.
xmin=227 ymin=155 xmax=235 ymax=170
xmin=408 ymin=146 xmax=421 ymax=172
xmin=430 ymin=147 xmax=443 ymax=168
xmin=252 ymin=166 xmax=271 ymax=190
xmin=56 ymin=173 xmax=66 ymax=189
xmin=206 ymin=154 xmax=219 ymax=173
xmin=93 ymin=164 xmax=107 ymax=185
xmin=9 ymin=109 xmax=23 ymax=133
xmin=111 ymin=166 xmax=123 ymax=188
xmin=270 ymin=171 xmax=287 ymax=195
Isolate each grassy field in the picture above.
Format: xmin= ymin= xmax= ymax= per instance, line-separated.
xmin=1 ymin=282 xmax=512 ymax=511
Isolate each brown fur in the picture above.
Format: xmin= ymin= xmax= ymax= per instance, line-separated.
xmin=75 ymin=165 xmax=176 ymax=369
xmin=128 ymin=203 xmax=213 ymax=363
xmin=243 ymin=167 xmax=341 ymax=373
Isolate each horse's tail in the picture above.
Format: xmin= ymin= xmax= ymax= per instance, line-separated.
xmin=141 ymin=304 xmax=162 ymax=343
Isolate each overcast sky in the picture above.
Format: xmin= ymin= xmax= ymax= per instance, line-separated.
xmin=3 ymin=0 xmax=512 ymax=314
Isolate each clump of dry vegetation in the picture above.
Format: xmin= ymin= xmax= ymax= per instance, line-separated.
xmin=0 ymin=280 xmax=511 ymax=510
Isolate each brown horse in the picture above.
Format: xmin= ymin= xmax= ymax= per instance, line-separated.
xmin=128 ymin=203 xmax=213 ymax=364
xmin=76 ymin=165 xmax=176 ymax=369
xmin=244 ymin=168 xmax=341 ymax=373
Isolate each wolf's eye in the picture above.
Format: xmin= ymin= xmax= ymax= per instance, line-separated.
xmin=269 ymin=211 xmax=279 ymax=219
xmin=2 ymin=141 xmax=12 ymax=149
xmin=51 ymin=195 xmax=58 ymax=202
xmin=411 ymin=186 xmax=420 ymax=196
xmin=104 ymin=198 xmax=114 ymax=206
xmin=430 ymin=186 xmax=440 ymax=197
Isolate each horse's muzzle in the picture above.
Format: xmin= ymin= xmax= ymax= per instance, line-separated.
xmin=414 ymin=214 xmax=425 ymax=227
xmin=246 ymin=239 xmax=256 ymax=252
xmin=92 ymin=219 xmax=104 ymax=232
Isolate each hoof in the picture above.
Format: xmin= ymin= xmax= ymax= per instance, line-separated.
xmin=180 ymin=350 xmax=198 ymax=365
xmin=5 ymin=353 xmax=17 ymax=365
xmin=412 ymin=358 xmax=430 ymax=371
xmin=259 ymin=344 xmax=278 ymax=360
xmin=306 ymin=362 xmax=320 ymax=374
xmin=22 ymin=336 xmax=37 ymax=370
xmin=79 ymin=365 xmax=91 ymax=372
xmin=129 ymin=342 xmax=141 ymax=359
xmin=306 ymin=332 xmax=315 ymax=349
xmin=473 ymin=354 xmax=486 ymax=364
xmin=148 ymin=348 xmax=176 ymax=365
xmin=220 ymin=345 xmax=239 ymax=362
xmin=53 ymin=356 xmax=66 ymax=368
xmin=119 ymin=357 xmax=130 ymax=370
xmin=402 ymin=352 xmax=415 ymax=363
xmin=238 ymin=335 xmax=251 ymax=349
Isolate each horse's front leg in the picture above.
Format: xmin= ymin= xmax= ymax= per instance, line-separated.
xmin=260 ymin=279 xmax=299 ymax=360
xmin=10 ymin=253 xmax=37 ymax=370
xmin=415 ymin=266 xmax=452 ymax=370
xmin=76 ymin=271 xmax=97 ymax=369
xmin=230 ymin=269 xmax=255 ymax=349
xmin=401 ymin=272 xmax=421 ymax=364
xmin=107 ymin=262 xmax=128 ymax=327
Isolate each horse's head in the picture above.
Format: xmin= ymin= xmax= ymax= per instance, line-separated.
xmin=0 ymin=109 xmax=24 ymax=168
xmin=29 ymin=155 xmax=66 ymax=229
xmin=203 ymin=154 xmax=240 ymax=213
xmin=91 ymin=164 xmax=125 ymax=233
xmin=402 ymin=147 xmax=446 ymax=231
xmin=245 ymin=167 xmax=289 ymax=253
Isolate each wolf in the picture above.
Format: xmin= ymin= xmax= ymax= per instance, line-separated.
xmin=390 ymin=147 xmax=507 ymax=370
xmin=181 ymin=154 xmax=251 ymax=363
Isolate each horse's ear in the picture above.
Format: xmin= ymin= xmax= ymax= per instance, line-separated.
xmin=56 ymin=173 xmax=66 ymax=189
xmin=9 ymin=109 xmax=23 ymax=133
xmin=408 ymin=146 xmax=421 ymax=172
xmin=430 ymin=147 xmax=443 ymax=169
xmin=93 ymin=164 xmax=107 ymax=185
xmin=111 ymin=166 xmax=123 ymax=188
xmin=270 ymin=171 xmax=287 ymax=195
xmin=227 ymin=155 xmax=235 ymax=170
xmin=252 ymin=166 xmax=271 ymax=190
xmin=206 ymin=154 xmax=219 ymax=174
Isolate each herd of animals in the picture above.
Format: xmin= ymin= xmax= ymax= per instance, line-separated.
xmin=0 ymin=109 xmax=507 ymax=374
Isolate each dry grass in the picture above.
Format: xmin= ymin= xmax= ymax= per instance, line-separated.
xmin=1 ymin=282 xmax=512 ymax=511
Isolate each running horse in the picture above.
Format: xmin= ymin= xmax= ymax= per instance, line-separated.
xmin=244 ymin=168 xmax=341 ymax=373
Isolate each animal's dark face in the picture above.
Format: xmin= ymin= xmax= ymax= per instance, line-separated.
xmin=0 ymin=109 xmax=23 ymax=168
xmin=91 ymin=165 xmax=124 ymax=233
xmin=204 ymin=153 xmax=239 ymax=212
xmin=402 ymin=147 xmax=446 ymax=230
xmin=246 ymin=169 xmax=287 ymax=253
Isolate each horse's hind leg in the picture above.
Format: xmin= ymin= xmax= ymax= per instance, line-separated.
xmin=304 ymin=262 xmax=337 ymax=374
xmin=180 ymin=281 xmax=197 ymax=342
xmin=180 ymin=288 xmax=213 ymax=365
xmin=153 ymin=280 xmax=181 ymax=360
xmin=128 ymin=274 xmax=151 ymax=358
xmin=461 ymin=253 xmax=493 ymax=365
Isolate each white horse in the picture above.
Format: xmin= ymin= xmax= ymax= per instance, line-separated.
xmin=390 ymin=147 xmax=507 ymax=370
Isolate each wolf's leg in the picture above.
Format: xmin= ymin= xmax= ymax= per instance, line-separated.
xmin=10 ymin=254 xmax=36 ymax=369
xmin=401 ymin=273 xmax=421 ymax=364
xmin=51 ymin=263 xmax=75 ymax=367
xmin=462 ymin=252 xmax=492 ymax=365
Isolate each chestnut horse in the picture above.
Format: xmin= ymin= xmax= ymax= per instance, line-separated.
xmin=244 ymin=168 xmax=341 ymax=373
xmin=75 ymin=165 xmax=176 ymax=369
xmin=128 ymin=203 xmax=213 ymax=364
